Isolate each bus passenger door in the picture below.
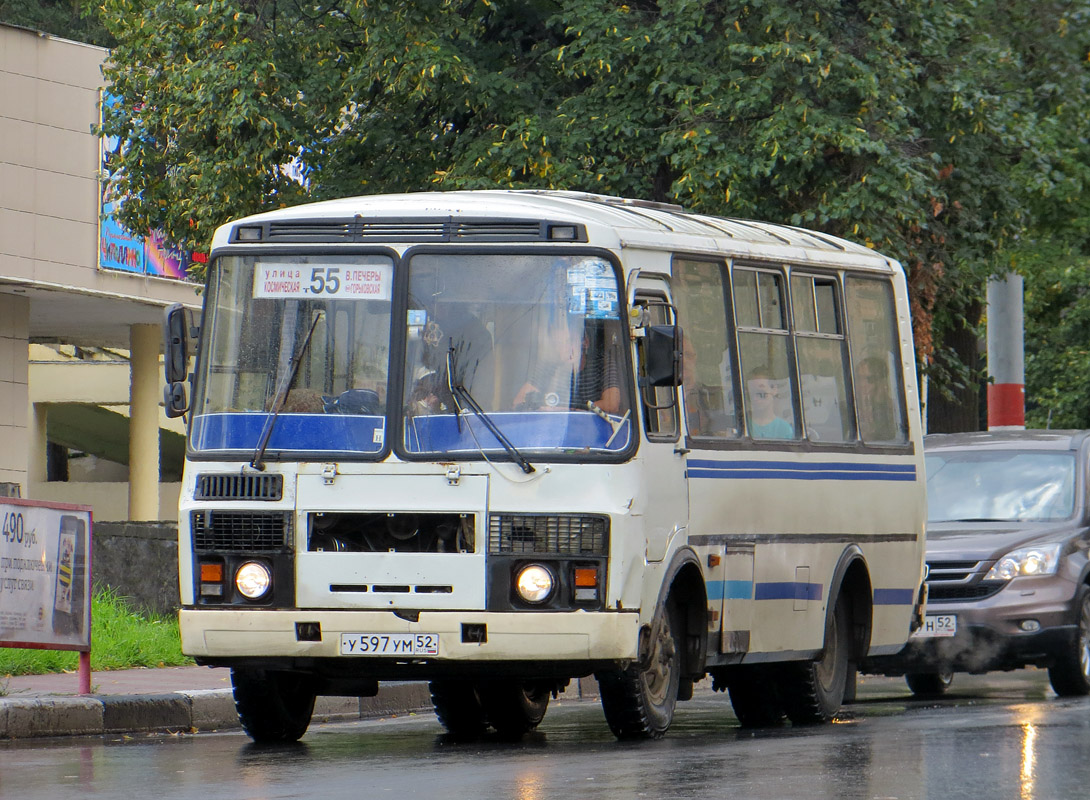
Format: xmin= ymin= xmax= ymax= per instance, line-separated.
xmin=631 ymin=280 xmax=688 ymax=563
xmin=720 ymin=543 xmax=755 ymax=653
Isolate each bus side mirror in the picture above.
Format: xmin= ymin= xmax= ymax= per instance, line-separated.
xmin=646 ymin=325 xmax=683 ymax=387
xmin=163 ymin=303 xmax=190 ymax=418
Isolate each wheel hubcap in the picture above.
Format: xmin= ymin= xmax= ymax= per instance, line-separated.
xmin=815 ymin=610 xmax=842 ymax=692
xmin=643 ymin=614 xmax=677 ymax=706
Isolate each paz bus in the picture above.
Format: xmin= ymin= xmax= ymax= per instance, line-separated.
xmin=163 ymin=190 xmax=926 ymax=742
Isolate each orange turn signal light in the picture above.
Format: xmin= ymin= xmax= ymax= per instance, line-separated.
xmin=574 ymin=567 xmax=598 ymax=588
xmin=200 ymin=563 xmax=224 ymax=582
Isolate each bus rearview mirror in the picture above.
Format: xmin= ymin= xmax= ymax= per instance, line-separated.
xmin=164 ymin=381 xmax=188 ymax=418
xmin=164 ymin=303 xmax=190 ymax=384
xmin=646 ymin=325 xmax=682 ymax=387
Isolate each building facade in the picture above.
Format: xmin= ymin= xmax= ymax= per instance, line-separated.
xmin=1 ymin=23 xmax=200 ymax=521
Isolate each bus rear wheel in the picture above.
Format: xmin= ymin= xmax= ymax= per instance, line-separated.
xmin=478 ymin=680 xmax=551 ymax=738
xmin=597 ymin=603 xmax=681 ymax=740
xmin=428 ymin=680 xmax=488 ymax=738
xmin=231 ymin=668 xmax=316 ymax=743
xmin=723 ymin=667 xmax=786 ymax=728
xmin=905 ymin=670 xmax=954 ymax=697
xmin=777 ymin=595 xmax=850 ymax=725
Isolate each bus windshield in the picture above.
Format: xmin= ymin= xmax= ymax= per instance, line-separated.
xmin=402 ymin=253 xmax=632 ymax=457
xmin=190 ymin=253 xmax=394 ymax=457
xmin=189 ymin=251 xmax=632 ymax=460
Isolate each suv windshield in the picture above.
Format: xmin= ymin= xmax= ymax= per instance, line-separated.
xmin=925 ymin=450 xmax=1076 ymax=522
xmin=402 ymin=253 xmax=632 ymax=457
xmin=190 ymin=254 xmax=393 ymax=457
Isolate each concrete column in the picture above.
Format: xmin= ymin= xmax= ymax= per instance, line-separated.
xmin=129 ymin=323 xmax=161 ymax=520
xmin=986 ymin=273 xmax=1025 ymax=430
xmin=0 ymin=293 xmax=30 ymax=492
xmin=28 ymin=403 xmax=48 ymax=483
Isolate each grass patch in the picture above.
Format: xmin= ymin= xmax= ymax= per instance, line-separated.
xmin=0 ymin=587 xmax=193 ymax=676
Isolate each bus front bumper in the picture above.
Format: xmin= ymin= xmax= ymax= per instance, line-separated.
xmin=180 ymin=608 xmax=640 ymax=664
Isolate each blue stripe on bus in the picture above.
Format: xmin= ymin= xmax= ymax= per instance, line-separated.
xmin=754 ymin=582 xmax=824 ymax=601
xmin=873 ymin=588 xmax=916 ymax=605
xmin=686 ymin=459 xmax=916 ymax=482
xmin=707 ymin=581 xmax=914 ymax=605
xmin=706 ymin=580 xmax=754 ymax=600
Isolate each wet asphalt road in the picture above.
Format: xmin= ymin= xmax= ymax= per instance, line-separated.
xmin=2 ymin=671 xmax=1089 ymax=800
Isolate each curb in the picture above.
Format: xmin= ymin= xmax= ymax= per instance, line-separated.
xmin=0 ymin=682 xmax=434 ymax=740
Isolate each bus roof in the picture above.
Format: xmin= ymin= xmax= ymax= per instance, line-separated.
xmin=211 ymin=190 xmax=899 ymax=273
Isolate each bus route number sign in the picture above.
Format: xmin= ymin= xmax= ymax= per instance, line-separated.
xmin=254 ymin=263 xmax=392 ymax=301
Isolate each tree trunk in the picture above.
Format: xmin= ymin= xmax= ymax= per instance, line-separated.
xmin=926 ymin=301 xmax=983 ymax=433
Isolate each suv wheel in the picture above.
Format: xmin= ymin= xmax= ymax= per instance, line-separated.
xmin=1048 ymin=585 xmax=1090 ymax=697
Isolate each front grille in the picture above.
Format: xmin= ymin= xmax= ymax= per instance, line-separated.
xmin=926 ymin=559 xmax=984 ymax=582
xmin=926 ymin=583 xmax=1004 ymax=602
xmin=489 ymin=514 xmax=608 ymax=555
xmin=925 ymin=558 xmax=1001 ymax=602
xmin=262 ymin=217 xmax=553 ymax=244
xmin=192 ymin=511 xmax=291 ymax=552
xmin=195 ymin=473 xmax=283 ymax=501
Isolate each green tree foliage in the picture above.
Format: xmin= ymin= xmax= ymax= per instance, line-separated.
xmin=94 ymin=0 xmax=1090 ymax=393
xmin=0 ymin=0 xmax=112 ymax=46
xmin=1021 ymin=201 xmax=1090 ymax=428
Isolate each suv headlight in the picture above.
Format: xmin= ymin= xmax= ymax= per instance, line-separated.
xmin=984 ymin=543 xmax=1062 ymax=581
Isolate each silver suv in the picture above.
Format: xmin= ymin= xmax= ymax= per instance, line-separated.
xmin=873 ymin=430 xmax=1090 ymax=697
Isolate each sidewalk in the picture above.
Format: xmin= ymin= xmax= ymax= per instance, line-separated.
xmin=0 ymin=665 xmax=433 ymax=740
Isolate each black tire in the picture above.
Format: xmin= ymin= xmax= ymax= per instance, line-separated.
xmin=905 ymin=670 xmax=954 ymax=697
xmin=478 ymin=680 xmax=551 ymax=738
xmin=1048 ymin=585 xmax=1090 ymax=697
xmin=724 ymin=668 xmax=786 ymax=728
xmin=777 ymin=595 xmax=850 ymax=725
xmin=428 ymin=680 xmax=488 ymax=737
xmin=231 ymin=668 xmax=316 ymax=743
xmin=597 ymin=603 xmax=682 ymax=740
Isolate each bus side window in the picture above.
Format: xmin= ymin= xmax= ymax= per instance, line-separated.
xmin=791 ymin=274 xmax=854 ymax=443
xmin=634 ymin=296 xmax=679 ymax=439
xmin=733 ymin=267 xmax=801 ymax=441
xmin=673 ymin=258 xmax=739 ymax=439
xmin=844 ymin=277 xmax=909 ymax=444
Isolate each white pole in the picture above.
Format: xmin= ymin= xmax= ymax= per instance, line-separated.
xmin=986 ymin=273 xmax=1025 ymax=430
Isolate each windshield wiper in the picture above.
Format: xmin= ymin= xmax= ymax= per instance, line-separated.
xmin=250 ymin=311 xmax=324 ymax=471
xmin=447 ymin=345 xmax=535 ymax=474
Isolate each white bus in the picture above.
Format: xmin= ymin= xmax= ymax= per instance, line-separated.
xmin=164 ymin=190 xmax=926 ymax=742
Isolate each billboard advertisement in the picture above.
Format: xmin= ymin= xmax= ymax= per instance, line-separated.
xmin=0 ymin=499 xmax=92 ymax=651
xmin=99 ymin=91 xmax=196 ymax=281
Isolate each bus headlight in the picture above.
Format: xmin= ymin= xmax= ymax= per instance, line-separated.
xmin=515 ymin=564 xmax=555 ymax=604
xmin=236 ymin=561 xmax=272 ymax=600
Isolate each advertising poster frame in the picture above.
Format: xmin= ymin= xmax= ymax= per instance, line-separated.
xmin=1 ymin=498 xmax=93 ymax=653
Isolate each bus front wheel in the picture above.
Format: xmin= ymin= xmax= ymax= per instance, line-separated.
xmin=478 ymin=680 xmax=551 ymax=738
xmin=597 ymin=603 xmax=682 ymax=740
xmin=428 ymin=680 xmax=488 ymax=738
xmin=231 ymin=668 xmax=316 ymax=743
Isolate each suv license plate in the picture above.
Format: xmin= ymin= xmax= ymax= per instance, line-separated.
xmin=912 ymin=614 xmax=957 ymax=639
xmin=340 ymin=633 xmax=440 ymax=656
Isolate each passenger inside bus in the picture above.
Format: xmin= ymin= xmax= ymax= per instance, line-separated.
xmin=854 ymin=356 xmax=902 ymax=442
xmin=513 ymin=322 xmax=624 ymax=414
xmin=407 ymin=371 xmax=454 ymax=416
xmin=745 ymin=368 xmax=795 ymax=439
xmin=682 ymin=337 xmax=737 ymax=437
